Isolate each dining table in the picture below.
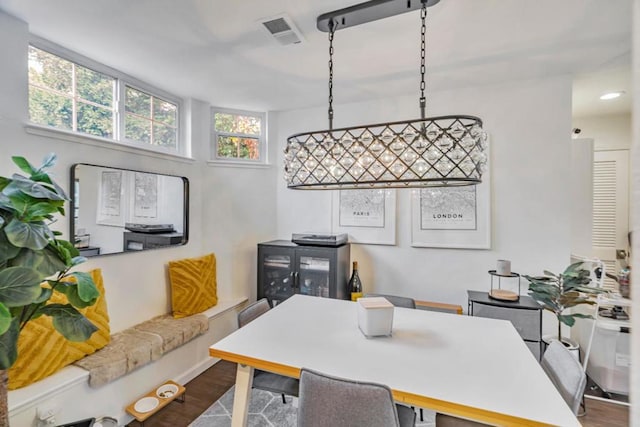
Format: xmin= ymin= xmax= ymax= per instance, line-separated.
xmin=209 ymin=294 xmax=580 ymax=426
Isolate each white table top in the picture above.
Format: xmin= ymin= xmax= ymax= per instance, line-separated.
xmin=210 ymin=294 xmax=579 ymax=426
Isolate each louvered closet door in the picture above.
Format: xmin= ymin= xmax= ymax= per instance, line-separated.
xmin=592 ymin=150 xmax=629 ymax=290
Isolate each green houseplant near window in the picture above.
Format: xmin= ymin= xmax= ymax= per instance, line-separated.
xmin=525 ymin=262 xmax=605 ymax=346
xmin=0 ymin=154 xmax=99 ymax=425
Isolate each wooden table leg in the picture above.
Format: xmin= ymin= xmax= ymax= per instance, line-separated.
xmin=231 ymin=363 xmax=254 ymax=427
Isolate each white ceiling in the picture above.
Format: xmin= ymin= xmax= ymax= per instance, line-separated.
xmin=0 ymin=0 xmax=632 ymax=116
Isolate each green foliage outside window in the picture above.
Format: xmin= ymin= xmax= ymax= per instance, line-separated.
xmin=125 ymin=86 xmax=177 ymax=149
xmin=27 ymin=46 xmax=179 ymax=151
xmin=214 ymin=112 xmax=262 ymax=160
xmin=28 ymin=46 xmax=114 ymax=139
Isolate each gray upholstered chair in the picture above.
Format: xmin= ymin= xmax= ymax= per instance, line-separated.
xmin=541 ymin=339 xmax=587 ymax=415
xmin=237 ymin=299 xmax=299 ymax=403
xmin=297 ymin=368 xmax=416 ymax=427
xmin=364 ymin=293 xmax=416 ymax=309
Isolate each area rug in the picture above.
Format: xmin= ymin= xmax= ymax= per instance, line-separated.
xmin=190 ymin=386 xmax=435 ymax=426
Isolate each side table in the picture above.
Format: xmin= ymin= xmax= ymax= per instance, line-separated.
xmin=467 ymin=290 xmax=543 ymax=361
xmin=126 ymin=380 xmax=186 ymax=426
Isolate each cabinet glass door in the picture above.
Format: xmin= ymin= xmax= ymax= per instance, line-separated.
xmin=297 ymin=253 xmax=331 ymax=298
xmin=262 ymin=251 xmax=295 ymax=305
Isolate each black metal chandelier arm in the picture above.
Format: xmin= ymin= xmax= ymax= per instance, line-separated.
xmin=328 ymin=21 xmax=335 ymax=130
xmin=286 ymin=114 xmax=483 ymax=139
xmin=316 ymin=0 xmax=441 ymax=32
xmin=419 ymin=2 xmax=427 ymax=119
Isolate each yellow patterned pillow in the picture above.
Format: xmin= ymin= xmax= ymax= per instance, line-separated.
xmin=8 ymin=269 xmax=110 ymax=390
xmin=169 ymin=253 xmax=218 ymax=319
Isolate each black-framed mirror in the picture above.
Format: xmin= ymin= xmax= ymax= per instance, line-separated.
xmin=70 ymin=164 xmax=189 ymax=257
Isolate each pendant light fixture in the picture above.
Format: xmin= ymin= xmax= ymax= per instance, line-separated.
xmin=283 ymin=0 xmax=488 ymax=189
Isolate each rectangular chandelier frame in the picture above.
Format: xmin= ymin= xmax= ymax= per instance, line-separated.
xmin=284 ymin=115 xmax=487 ymax=189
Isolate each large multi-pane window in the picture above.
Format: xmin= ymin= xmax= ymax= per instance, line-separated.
xmin=27 ymin=43 xmax=181 ymax=154
xmin=212 ymin=109 xmax=265 ymax=162
xmin=28 ymin=46 xmax=115 ymax=138
xmin=125 ymin=86 xmax=177 ymax=149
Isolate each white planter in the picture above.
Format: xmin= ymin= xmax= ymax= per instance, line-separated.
xmin=542 ymin=335 xmax=580 ymax=361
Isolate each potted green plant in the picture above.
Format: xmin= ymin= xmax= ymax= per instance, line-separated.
xmin=525 ymin=262 xmax=605 ymax=349
xmin=0 ymin=154 xmax=99 ymax=425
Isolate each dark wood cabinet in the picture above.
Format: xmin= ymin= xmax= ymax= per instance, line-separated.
xmin=258 ymin=240 xmax=350 ymax=306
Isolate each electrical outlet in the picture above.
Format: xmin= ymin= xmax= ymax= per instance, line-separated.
xmin=36 ymin=402 xmax=59 ymax=420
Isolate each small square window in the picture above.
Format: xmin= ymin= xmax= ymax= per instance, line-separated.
xmin=212 ymin=109 xmax=266 ymax=163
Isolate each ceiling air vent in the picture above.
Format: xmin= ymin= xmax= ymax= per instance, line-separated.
xmin=260 ymin=14 xmax=304 ymax=46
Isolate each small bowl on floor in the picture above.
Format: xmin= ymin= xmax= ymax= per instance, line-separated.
xmin=156 ymin=383 xmax=179 ymax=399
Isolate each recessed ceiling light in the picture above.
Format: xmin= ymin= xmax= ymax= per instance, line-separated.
xmin=599 ymin=91 xmax=625 ymax=100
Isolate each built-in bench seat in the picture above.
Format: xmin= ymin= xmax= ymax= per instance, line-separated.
xmin=9 ymin=297 xmax=247 ymax=426
xmin=74 ymin=313 xmax=209 ymax=387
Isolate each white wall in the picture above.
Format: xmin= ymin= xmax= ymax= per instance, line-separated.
xmin=0 ymin=10 xmax=276 ymax=333
xmin=1 ymin=8 xmax=277 ymax=424
xmin=275 ymin=76 xmax=577 ymax=331
xmin=573 ymin=113 xmax=632 ymax=151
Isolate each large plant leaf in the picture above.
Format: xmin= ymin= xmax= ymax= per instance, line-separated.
xmin=558 ymin=314 xmax=577 ymax=327
xmin=50 ymin=180 xmax=69 ymax=202
xmin=0 ymin=230 xmax=21 ymax=264
xmin=56 ymin=239 xmax=79 ymax=261
xmin=6 ymin=190 xmax=36 ymax=214
xmin=558 ymin=313 xmax=593 ymax=327
xmin=0 ymin=193 xmax=15 ymax=212
xmin=0 ymin=302 xmax=11 ymax=335
xmin=33 ymin=287 xmax=53 ymax=305
xmin=0 ymin=176 xmax=10 ymax=192
xmin=54 ymin=280 xmax=100 ymax=308
xmin=39 ymin=153 xmax=57 ymax=172
xmin=0 ymin=266 xmax=44 ymax=307
xmin=40 ymin=304 xmax=97 ymax=341
xmin=563 ymin=262 xmax=586 ymax=275
xmin=71 ymin=256 xmax=87 ymax=267
xmin=11 ymin=156 xmax=37 ymax=176
xmin=0 ymin=317 xmax=19 ymax=369
xmin=5 ymin=218 xmax=52 ymax=250
xmin=24 ymin=201 xmax=64 ymax=221
xmin=69 ymin=272 xmax=99 ymax=302
xmin=12 ymin=246 xmax=67 ymax=277
xmin=4 ymin=175 xmax=66 ymax=201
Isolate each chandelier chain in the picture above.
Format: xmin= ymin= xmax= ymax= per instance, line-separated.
xmin=419 ymin=2 xmax=427 ymax=119
xmin=328 ymin=21 xmax=335 ymax=130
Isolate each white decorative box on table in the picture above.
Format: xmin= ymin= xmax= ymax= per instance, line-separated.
xmin=357 ymin=297 xmax=394 ymax=337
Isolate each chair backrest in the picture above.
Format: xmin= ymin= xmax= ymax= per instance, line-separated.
xmin=297 ymin=368 xmax=400 ymax=427
xmin=237 ymin=298 xmax=270 ymax=328
xmin=541 ymin=340 xmax=587 ymax=415
xmin=364 ymin=293 xmax=416 ymax=309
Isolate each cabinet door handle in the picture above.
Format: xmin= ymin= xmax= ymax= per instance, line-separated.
xmin=293 ymin=271 xmax=299 ymax=288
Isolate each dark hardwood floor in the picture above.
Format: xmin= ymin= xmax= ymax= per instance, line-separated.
xmin=128 ymin=360 xmax=629 ymax=427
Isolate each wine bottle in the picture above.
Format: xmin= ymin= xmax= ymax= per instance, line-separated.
xmin=349 ymin=261 xmax=363 ymax=301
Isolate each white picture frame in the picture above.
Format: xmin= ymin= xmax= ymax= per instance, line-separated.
xmin=411 ymin=150 xmax=492 ymax=249
xmin=96 ymin=170 xmax=125 ymax=226
xmin=332 ymin=189 xmax=396 ymax=245
xmin=131 ymin=172 xmax=158 ymax=220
